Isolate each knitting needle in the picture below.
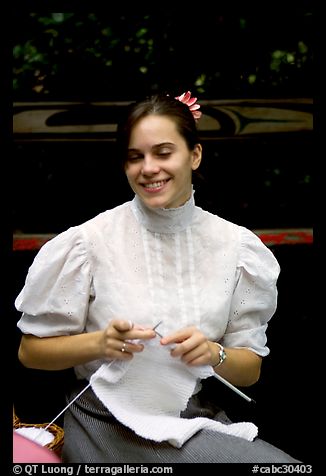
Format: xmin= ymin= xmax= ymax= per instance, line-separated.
xmin=152 ymin=320 xmax=164 ymax=338
xmin=212 ymin=373 xmax=255 ymax=403
xmin=36 ymin=321 xmax=164 ymax=438
xmin=43 ymin=382 xmax=92 ymax=432
xmin=153 ymin=321 xmax=254 ymax=403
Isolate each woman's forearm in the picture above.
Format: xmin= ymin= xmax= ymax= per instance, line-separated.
xmin=18 ymin=332 xmax=104 ymax=370
xmin=18 ymin=322 xmax=157 ymax=371
xmin=211 ymin=345 xmax=262 ymax=387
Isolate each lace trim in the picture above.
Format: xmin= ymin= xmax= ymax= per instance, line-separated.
xmin=130 ymin=190 xmax=195 ymax=234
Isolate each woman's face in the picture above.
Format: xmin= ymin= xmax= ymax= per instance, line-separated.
xmin=124 ymin=115 xmax=202 ymax=209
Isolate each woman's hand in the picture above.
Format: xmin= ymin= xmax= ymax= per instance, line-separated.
xmin=160 ymin=326 xmax=217 ymax=367
xmin=18 ymin=320 xmax=156 ymax=371
xmin=99 ymin=319 xmax=156 ymax=361
xmin=160 ymin=326 xmax=262 ymax=386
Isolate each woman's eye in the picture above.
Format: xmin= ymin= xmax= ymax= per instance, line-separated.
xmin=127 ymin=155 xmax=142 ymax=162
xmin=157 ymin=150 xmax=171 ymax=157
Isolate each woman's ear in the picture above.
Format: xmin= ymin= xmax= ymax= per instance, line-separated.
xmin=191 ymin=144 xmax=202 ymax=171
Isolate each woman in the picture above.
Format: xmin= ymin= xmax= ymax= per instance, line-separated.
xmin=16 ymin=92 xmax=300 ymax=463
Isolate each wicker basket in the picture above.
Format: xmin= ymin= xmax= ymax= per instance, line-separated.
xmin=13 ymin=409 xmax=64 ymax=457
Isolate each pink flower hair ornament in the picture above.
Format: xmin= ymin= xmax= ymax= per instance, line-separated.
xmin=175 ymin=91 xmax=202 ymax=121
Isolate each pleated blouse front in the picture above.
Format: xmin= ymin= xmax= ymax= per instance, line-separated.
xmin=16 ymin=192 xmax=280 ymax=380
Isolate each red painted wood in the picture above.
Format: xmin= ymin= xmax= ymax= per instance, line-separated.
xmin=13 ymin=229 xmax=313 ymax=251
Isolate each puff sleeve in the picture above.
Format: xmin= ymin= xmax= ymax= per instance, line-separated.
xmin=221 ymin=227 xmax=280 ymax=356
xmin=15 ymin=226 xmax=92 ymax=337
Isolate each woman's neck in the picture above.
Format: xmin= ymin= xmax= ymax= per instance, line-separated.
xmin=130 ymin=189 xmax=195 ymax=234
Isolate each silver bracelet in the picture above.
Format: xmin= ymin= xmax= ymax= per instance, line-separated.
xmin=212 ymin=342 xmax=227 ymax=367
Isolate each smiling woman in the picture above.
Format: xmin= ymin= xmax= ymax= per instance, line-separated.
xmin=125 ymin=116 xmax=202 ymax=209
xmin=15 ymin=92 xmax=303 ymax=463
xmin=12 ymin=97 xmax=313 ymax=234
xmin=117 ymin=95 xmax=203 ymax=210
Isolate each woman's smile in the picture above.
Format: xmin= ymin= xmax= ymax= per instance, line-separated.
xmin=125 ymin=115 xmax=201 ymax=209
xmin=141 ymin=178 xmax=171 ymax=193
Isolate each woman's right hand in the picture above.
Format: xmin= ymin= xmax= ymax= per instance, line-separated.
xmin=99 ymin=319 xmax=156 ymax=361
xmin=18 ymin=320 xmax=156 ymax=371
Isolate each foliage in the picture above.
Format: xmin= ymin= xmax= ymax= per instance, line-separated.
xmin=13 ymin=10 xmax=312 ymax=101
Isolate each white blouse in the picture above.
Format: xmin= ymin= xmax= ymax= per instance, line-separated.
xmin=16 ymin=191 xmax=280 ymax=380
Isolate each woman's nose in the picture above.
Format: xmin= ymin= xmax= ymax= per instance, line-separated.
xmin=141 ymin=156 xmax=160 ymax=175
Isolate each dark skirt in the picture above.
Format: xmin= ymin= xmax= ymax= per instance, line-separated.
xmin=62 ymin=379 xmax=300 ymax=464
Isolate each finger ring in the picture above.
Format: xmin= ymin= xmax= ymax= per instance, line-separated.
xmin=121 ymin=342 xmax=126 ymax=353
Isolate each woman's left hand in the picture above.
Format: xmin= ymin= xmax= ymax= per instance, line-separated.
xmin=160 ymin=326 xmax=216 ymax=366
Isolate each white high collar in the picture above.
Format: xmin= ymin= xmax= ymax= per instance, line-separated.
xmin=130 ymin=189 xmax=195 ymax=234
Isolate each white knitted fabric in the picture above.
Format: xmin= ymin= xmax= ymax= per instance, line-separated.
xmin=14 ymin=427 xmax=54 ymax=446
xmin=90 ymin=338 xmax=258 ymax=448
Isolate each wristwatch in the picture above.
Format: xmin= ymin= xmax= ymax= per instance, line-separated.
xmin=214 ymin=342 xmax=227 ymax=367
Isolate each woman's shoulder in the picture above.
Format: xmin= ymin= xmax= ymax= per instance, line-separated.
xmin=35 ymin=202 xmax=130 ymax=257
xmin=237 ymin=225 xmax=280 ymax=280
xmin=194 ymin=206 xmax=271 ymax=246
xmin=194 ymin=206 xmax=241 ymax=239
xmin=82 ymin=201 xmax=131 ymax=229
xmin=194 ymin=207 xmax=279 ymax=270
